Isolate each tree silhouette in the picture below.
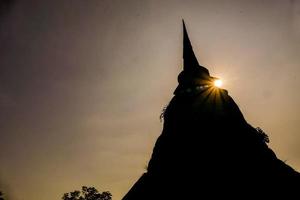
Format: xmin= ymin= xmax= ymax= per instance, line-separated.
xmin=0 ymin=191 xmax=4 ymax=200
xmin=62 ymin=186 xmax=112 ymax=200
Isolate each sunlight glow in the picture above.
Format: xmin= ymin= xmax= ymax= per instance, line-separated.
xmin=214 ymin=79 xmax=223 ymax=88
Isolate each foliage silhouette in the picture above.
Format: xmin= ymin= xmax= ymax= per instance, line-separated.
xmin=62 ymin=186 xmax=112 ymax=200
xmin=0 ymin=191 xmax=4 ymax=200
xmin=256 ymin=127 xmax=270 ymax=143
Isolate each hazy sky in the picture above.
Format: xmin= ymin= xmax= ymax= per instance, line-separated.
xmin=1 ymin=0 xmax=300 ymax=199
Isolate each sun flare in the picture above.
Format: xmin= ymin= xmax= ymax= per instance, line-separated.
xmin=214 ymin=79 xmax=223 ymax=88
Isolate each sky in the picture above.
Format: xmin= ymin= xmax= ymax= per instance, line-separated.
xmin=0 ymin=0 xmax=300 ymax=199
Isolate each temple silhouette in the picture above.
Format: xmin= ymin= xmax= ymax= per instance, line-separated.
xmin=122 ymin=21 xmax=300 ymax=199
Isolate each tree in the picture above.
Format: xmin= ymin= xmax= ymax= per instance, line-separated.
xmin=0 ymin=191 xmax=4 ymax=200
xmin=62 ymin=186 xmax=112 ymax=200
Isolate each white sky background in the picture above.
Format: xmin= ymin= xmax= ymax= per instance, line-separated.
xmin=0 ymin=0 xmax=300 ymax=199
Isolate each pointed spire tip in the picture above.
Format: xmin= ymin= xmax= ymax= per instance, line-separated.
xmin=182 ymin=20 xmax=200 ymax=70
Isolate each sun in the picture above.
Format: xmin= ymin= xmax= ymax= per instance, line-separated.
xmin=214 ymin=79 xmax=223 ymax=88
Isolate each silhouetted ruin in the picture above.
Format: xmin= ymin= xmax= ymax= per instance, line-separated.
xmin=122 ymin=21 xmax=300 ymax=199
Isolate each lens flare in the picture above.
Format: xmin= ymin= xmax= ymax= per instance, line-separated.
xmin=214 ymin=79 xmax=223 ymax=88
